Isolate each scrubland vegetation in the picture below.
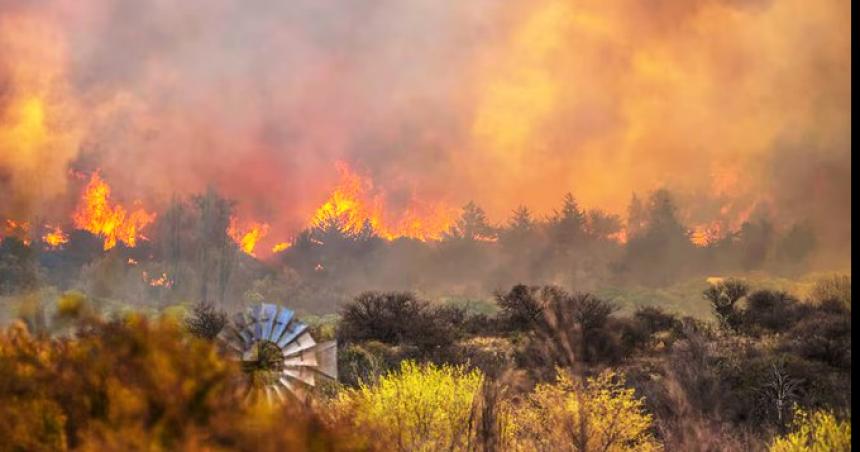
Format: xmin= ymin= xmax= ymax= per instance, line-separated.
xmin=0 ymin=187 xmax=850 ymax=451
xmin=0 ymin=272 xmax=850 ymax=451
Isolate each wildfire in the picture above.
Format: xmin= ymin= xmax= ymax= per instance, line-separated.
xmin=689 ymin=200 xmax=761 ymax=247
xmin=228 ymin=217 xmax=269 ymax=256
xmin=311 ymin=162 xmax=456 ymax=241
xmin=311 ymin=162 xmax=382 ymax=234
xmin=41 ymin=225 xmax=69 ymax=249
xmin=72 ymin=172 xmax=156 ymax=250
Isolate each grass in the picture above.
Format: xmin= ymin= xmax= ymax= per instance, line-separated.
xmin=596 ymin=270 xmax=851 ymax=319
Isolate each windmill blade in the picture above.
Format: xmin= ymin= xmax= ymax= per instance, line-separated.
xmin=270 ymin=383 xmax=286 ymax=403
xmin=221 ymin=345 xmax=244 ymax=360
xmin=260 ymin=304 xmax=277 ymax=340
xmin=249 ymin=305 xmax=263 ymax=340
xmin=282 ymin=331 xmax=317 ymax=356
xmin=313 ymin=341 xmax=338 ymax=380
xmin=232 ymin=312 xmax=254 ymax=345
xmin=264 ymin=385 xmax=274 ymax=405
xmin=276 ymin=376 xmax=297 ymax=393
xmin=217 ymin=328 xmax=246 ymax=353
xmin=277 ymin=321 xmax=308 ymax=348
xmin=276 ymin=377 xmax=308 ymax=400
xmin=283 ymin=366 xmax=317 ymax=387
xmin=241 ymin=343 xmax=259 ymax=362
xmin=270 ymin=307 xmax=294 ymax=343
xmin=219 ymin=320 xmax=254 ymax=352
xmin=283 ymin=349 xmax=318 ymax=368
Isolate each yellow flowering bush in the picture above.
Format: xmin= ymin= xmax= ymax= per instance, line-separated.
xmin=0 ymin=316 xmax=366 ymax=451
xmin=770 ymin=408 xmax=850 ymax=452
xmin=510 ymin=368 xmax=661 ymax=451
xmin=335 ymin=360 xmax=484 ymax=451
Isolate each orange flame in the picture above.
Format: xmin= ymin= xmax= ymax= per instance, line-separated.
xmin=228 ymin=217 xmax=269 ymax=256
xmin=72 ymin=172 xmax=156 ymax=250
xmin=689 ymin=199 xmax=761 ymax=247
xmin=311 ymin=162 xmax=456 ymax=241
xmin=41 ymin=225 xmax=69 ymax=249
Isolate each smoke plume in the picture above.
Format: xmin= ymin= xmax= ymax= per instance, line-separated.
xmin=0 ymin=0 xmax=851 ymax=258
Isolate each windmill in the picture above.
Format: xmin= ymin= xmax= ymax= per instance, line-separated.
xmin=218 ymin=303 xmax=337 ymax=402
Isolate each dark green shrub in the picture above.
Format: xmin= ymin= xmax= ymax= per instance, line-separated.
xmin=703 ymin=279 xmax=748 ymax=332
xmin=742 ymin=290 xmax=802 ymax=334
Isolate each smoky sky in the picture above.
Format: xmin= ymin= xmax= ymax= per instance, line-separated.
xmin=0 ymin=0 xmax=851 ymax=256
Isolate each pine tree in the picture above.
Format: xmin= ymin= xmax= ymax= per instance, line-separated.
xmin=550 ymin=193 xmax=586 ymax=249
xmin=626 ymin=193 xmax=646 ymax=238
xmin=500 ymin=206 xmax=535 ymax=254
xmin=507 ymin=206 xmax=533 ymax=236
xmin=446 ymin=201 xmax=495 ymax=241
xmin=585 ymin=209 xmax=622 ymax=240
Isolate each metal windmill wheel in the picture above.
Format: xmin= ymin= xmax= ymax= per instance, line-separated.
xmin=218 ymin=303 xmax=337 ymax=402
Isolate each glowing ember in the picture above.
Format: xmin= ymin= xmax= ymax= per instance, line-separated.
xmin=228 ymin=217 xmax=269 ymax=256
xmin=72 ymin=172 xmax=156 ymax=250
xmin=475 ymin=234 xmax=499 ymax=243
xmin=690 ymin=224 xmax=720 ymax=247
xmin=706 ymin=276 xmax=725 ymax=286
xmin=142 ymin=271 xmax=171 ymax=287
xmin=2 ymin=219 xmax=31 ymax=245
xmin=41 ymin=225 xmax=69 ymax=249
xmin=272 ymin=242 xmax=291 ymax=253
xmin=609 ymin=230 xmax=628 ymax=244
xmin=311 ymin=162 xmax=456 ymax=241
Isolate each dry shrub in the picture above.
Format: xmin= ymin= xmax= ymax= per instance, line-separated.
xmin=781 ymin=309 xmax=851 ymax=370
xmin=184 ymin=300 xmax=228 ymax=340
xmin=809 ymin=274 xmax=851 ymax=309
xmin=337 ymin=291 xmax=461 ymax=352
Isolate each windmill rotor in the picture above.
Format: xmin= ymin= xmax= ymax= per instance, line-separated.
xmin=218 ymin=303 xmax=337 ymax=402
